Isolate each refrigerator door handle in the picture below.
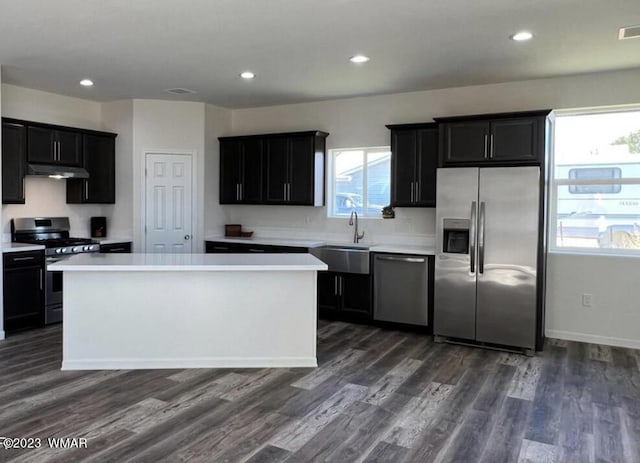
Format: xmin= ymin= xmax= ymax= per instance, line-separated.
xmin=470 ymin=201 xmax=477 ymax=273
xmin=478 ymin=201 xmax=486 ymax=274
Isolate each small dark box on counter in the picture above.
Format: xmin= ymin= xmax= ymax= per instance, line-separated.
xmin=90 ymin=217 xmax=107 ymax=238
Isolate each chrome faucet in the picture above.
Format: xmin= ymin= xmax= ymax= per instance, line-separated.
xmin=349 ymin=210 xmax=365 ymax=243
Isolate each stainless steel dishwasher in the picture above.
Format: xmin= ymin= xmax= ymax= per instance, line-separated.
xmin=373 ymin=253 xmax=429 ymax=326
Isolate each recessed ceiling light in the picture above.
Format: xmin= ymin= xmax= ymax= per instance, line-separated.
xmin=349 ymin=54 xmax=370 ymax=64
xmin=79 ymin=79 xmax=94 ymax=87
xmin=240 ymin=71 xmax=255 ymax=79
xmin=510 ymin=31 xmax=533 ymax=42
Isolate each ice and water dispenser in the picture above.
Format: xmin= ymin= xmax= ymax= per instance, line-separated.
xmin=442 ymin=218 xmax=470 ymax=254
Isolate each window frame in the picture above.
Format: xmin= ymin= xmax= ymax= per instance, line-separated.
xmin=549 ymin=107 xmax=640 ymax=256
xmin=327 ymin=146 xmax=391 ymax=219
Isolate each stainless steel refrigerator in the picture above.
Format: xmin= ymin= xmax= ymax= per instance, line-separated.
xmin=434 ymin=166 xmax=543 ymax=353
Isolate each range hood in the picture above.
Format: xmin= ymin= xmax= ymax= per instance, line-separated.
xmin=27 ymin=163 xmax=89 ymax=179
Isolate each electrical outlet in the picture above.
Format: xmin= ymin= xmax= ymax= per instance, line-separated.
xmin=582 ymin=293 xmax=593 ymax=307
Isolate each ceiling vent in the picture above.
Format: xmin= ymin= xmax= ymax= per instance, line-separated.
xmin=165 ymin=88 xmax=197 ymax=95
xmin=619 ymin=25 xmax=640 ymax=40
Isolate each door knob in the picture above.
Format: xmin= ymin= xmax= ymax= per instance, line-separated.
xmin=184 ymin=234 xmax=191 ymax=240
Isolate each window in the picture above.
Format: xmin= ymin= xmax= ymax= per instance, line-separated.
xmin=551 ymin=109 xmax=640 ymax=253
xmin=328 ymin=147 xmax=391 ymax=217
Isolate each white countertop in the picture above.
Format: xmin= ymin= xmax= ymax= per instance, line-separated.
xmin=205 ymin=236 xmax=435 ymax=255
xmin=48 ymin=252 xmax=328 ymax=272
xmin=94 ymin=237 xmax=133 ymax=245
xmin=2 ymin=242 xmax=46 ymax=253
xmin=369 ymin=244 xmax=435 ymax=256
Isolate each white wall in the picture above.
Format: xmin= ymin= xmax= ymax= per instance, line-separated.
xmin=1 ymin=84 xmax=108 ymax=237
xmin=101 ymin=100 xmax=134 ymax=239
xmin=230 ymin=67 xmax=640 ymax=348
xmin=204 ymin=104 xmax=231 ymax=236
xmin=131 ymin=100 xmax=206 ymax=252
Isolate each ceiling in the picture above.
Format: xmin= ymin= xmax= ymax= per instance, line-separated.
xmin=0 ymin=0 xmax=639 ymax=108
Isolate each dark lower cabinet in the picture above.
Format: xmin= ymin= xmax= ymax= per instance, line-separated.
xmin=317 ymin=271 xmax=371 ymax=322
xmin=3 ymin=250 xmax=45 ymax=333
xmin=100 ymin=242 xmax=132 ymax=253
xmin=2 ymin=121 xmax=27 ymax=204
xmin=205 ymin=241 xmax=308 ymax=254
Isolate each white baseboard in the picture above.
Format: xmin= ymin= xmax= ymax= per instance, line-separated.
xmin=61 ymin=356 xmax=318 ymax=370
xmin=546 ymin=329 xmax=640 ymax=350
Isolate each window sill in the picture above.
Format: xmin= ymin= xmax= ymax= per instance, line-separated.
xmin=549 ymin=248 xmax=640 ymax=259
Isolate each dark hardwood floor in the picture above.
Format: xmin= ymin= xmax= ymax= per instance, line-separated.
xmin=0 ymin=321 xmax=638 ymax=462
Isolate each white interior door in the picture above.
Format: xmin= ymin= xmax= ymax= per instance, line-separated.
xmin=145 ymin=153 xmax=193 ymax=253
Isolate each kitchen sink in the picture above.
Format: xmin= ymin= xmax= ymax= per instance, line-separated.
xmin=310 ymin=245 xmax=370 ymax=274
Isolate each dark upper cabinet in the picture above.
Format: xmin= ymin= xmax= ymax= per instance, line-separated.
xmin=67 ymin=134 xmax=116 ymax=204
xmin=219 ymin=138 xmax=264 ymax=204
xmin=2 ymin=121 xmax=27 ymax=204
xmin=436 ymin=110 xmax=550 ymax=166
xmin=388 ymin=123 xmax=438 ymax=207
xmin=220 ymin=131 xmax=328 ymax=206
xmin=28 ymin=126 xmax=82 ymax=166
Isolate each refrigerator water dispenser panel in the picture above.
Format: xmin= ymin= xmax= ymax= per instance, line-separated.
xmin=442 ymin=218 xmax=470 ymax=254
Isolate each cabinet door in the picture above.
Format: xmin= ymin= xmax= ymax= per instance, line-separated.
xmin=391 ymin=130 xmax=416 ymax=207
xmin=2 ymin=122 xmax=26 ymax=204
xmin=265 ymin=137 xmax=289 ymax=203
xmin=27 ymin=126 xmax=55 ymax=163
xmin=56 ymin=130 xmax=82 ymax=166
xmin=441 ymin=121 xmax=489 ymax=164
xmin=415 ymin=127 xmax=438 ymax=206
xmin=490 ymin=118 xmax=540 ymax=162
xmin=85 ymin=134 xmax=115 ymax=202
xmin=241 ymin=138 xmax=264 ymax=203
xmin=288 ymin=135 xmax=314 ymax=204
xmin=3 ymin=266 xmax=44 ymax=332
xmin=340 ymin=273 xmax=371 ymax=317
xmin=317 ymin=271 xmax=340 ymax=316
xmin=219 ymin=140 xmax=242 ymax=203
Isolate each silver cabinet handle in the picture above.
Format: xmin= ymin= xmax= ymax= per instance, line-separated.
xmin=184 ymin=234 xmax=191 ymax=240
xmin=13 ymin=256 xmax=36 ymax=261
xmin=239 ymin=183 xmax=243 ymax=201
xmin=478 ymin=201 xmax=486 ymax=274
xmin=470 ymin=201 xmax=477 ymax=273
xmin=108 ymin=248 xmax=126 ymax=252
xmin=415 ymin=182 xmax=420 ymax=202
xmin=338 ymin=276 xmax=343 ymax=296
xmin=334 ymin=275 xmax=338 ymax=295
xmin=286 ymin=183 xmax=291 ymax=201
xmin=236 ymin=184 xmax=240 ymax=201
xmin=489 ymin=134 xmax=494 ymax=159
xmin=410 ymin=182 xmax=414 ymax=203
xmin=58 ymin=141 xmax=62 ymax=161
xmin=376 ymin=256 xmax=426 ymax=263
xmin=283 ymin=184 xmax=287 ymax=201
xmin=248 ymin=248 xmax=264 ymax=253
xmin=85 ymin=181 xmax=89 ymax=200
xmin=483 ymin=135 xmax=489 ymax=159
xmin=40 ymin=269 xmax=43 ymax=290
xmin=212 ymin=246 xmax=229 ymax=251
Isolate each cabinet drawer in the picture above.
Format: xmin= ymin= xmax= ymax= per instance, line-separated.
xmin=100 ymin=242 xmax=132 ymax=253
xmin=3 ymin=250 xmax=45 ymax=268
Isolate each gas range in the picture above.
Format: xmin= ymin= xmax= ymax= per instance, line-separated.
xmin=12 ymin=217 xmax=100 ymax=258
xmin=11 ymin=217 xmax=101 ymax=325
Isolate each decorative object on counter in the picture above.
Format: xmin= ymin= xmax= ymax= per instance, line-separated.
xmin=382 ymin=205 xmax=395 ymax=219
xmin=225 ymin=224 xmax=242 ymax=237
xmin=240 ymin=230 xmax=254 ymax=238
xmin=90 ymin=216 xmax=107 ymax=238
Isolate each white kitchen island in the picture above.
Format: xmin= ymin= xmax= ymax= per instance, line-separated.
xmin=48 ymin=253 xmax=327 ymax=370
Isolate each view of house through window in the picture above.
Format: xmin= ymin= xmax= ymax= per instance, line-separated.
xmin=552 ymin=109 xmax=640 ymax=253
xmin=329 ymin=147 xmax=391 ymax=217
